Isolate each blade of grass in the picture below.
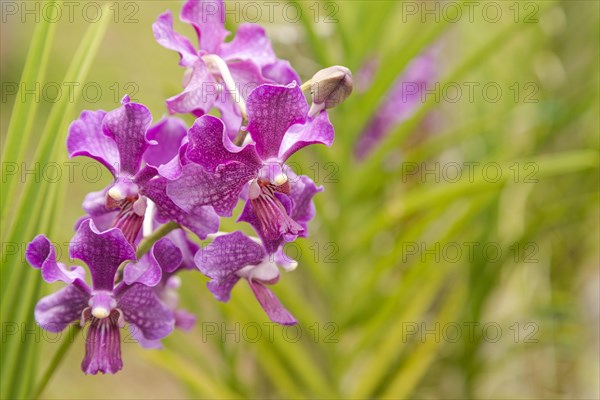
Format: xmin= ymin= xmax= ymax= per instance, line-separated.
xmin=1 ymin=9 xmax=112 ymax=398
xmin=380 ymin=281 xmax=466 ymax=398
xmin=0 ymin=0 xmax=57 ymax=221
xmin=354 ymin=150 xmax=599 ymax=248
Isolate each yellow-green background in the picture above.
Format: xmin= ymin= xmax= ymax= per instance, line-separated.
xmin=1 ymin=1 xmax=598 ymax=398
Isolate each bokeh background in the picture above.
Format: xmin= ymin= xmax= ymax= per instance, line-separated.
xmin=1 ymin=0 xmax=599 ymax=398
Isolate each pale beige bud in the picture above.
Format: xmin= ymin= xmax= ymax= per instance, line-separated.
xmin=310 ymin=65 xmax=353 ymax=109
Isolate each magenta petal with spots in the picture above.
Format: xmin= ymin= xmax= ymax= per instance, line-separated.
xmin=165 ymin=229 xmax=200 ymax=270
xmin=180 ymin=0 xmax=228 ymax=54
xmin=143 ymin=177 xmax=220 ymax=239
xmin=195 ymin=231 xmax=265 ymax=279
xmin=196 ymin=231 xmax=265 ymax=301
xmin=123 ymin=237 xmax=183 ymax=287
xmin=152 ymin=10 xmax=198 ymax=67
xmin=195 ymin=232 xmax=296 ymax=324
xmin=167 ymin=162 xmax=256 ymax=217
xmin=185 ymin=115 xmax=262 ymax=173
xmin=166 ymin=60 xmax=217 ymax=116
xmin=288 ymin=175 xmax=322 ymax=235
xmin=219 ymin=24 xmax=276 ymax=66
xmin=101 ymin=96 xmax=153 ymax=177
xmin=118 ymin=283 xmax=175 ymax=341
xmin=279 ymin=110 xmax=335 ymax=161
xmin=26 ymin=235 xmax=87 ymax=285
xmin=34 ymin=285 xmax=90 ymax=333
xmin=69 ymin=219 xmax=136 ymax=291
xmin=246 ymin=82 xmax=308 ymax=160
xmin=144 ymin=117 xmax=188 ymax=168
xmin=263 ymin=59 xmax=300 ymax=85
xmin=67 ymin=110 xmax=118 ymax=176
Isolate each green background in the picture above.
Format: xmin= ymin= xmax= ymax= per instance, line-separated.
xmin=1 ymin=1 xmax=598 ymax=398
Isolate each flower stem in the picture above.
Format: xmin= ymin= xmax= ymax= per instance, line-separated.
xmin=30 ymin=324 xmax=82 ymax=399
xmin=136 ymin=221 xmax=180 ymax=259
xmin=202 ymin=54 xmax=247 ymax=123
xmin=233 ymin=127 xmax=248 ymax=146
xmin=300 ymin=79 xmax=312 ymax=93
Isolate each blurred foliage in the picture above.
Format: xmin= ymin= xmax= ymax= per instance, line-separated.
xmin=1 ymin=0 xmax=598 ymax=399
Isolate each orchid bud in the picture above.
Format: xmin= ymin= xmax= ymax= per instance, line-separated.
xmin=309 ymin=65 xmax=353 ymax=109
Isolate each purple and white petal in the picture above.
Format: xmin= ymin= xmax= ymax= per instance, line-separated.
xmin=153 ymin=10 xmax=198 ymax=67
xmin=186 ymin=115 xmax=261 ymax=172
xmin=180 ymin=0 xmax=228 ymax=55
xmin=278 ymin=111 xmax=335 ymax=161
xmin=195 ymin=231 xmax=265 ymax=279
xmin=26 ymin=235 xmax=87 ymax=285
xmin=246 ymin=83 xmax=308 ymax=160
xmin=70 ymin=219 xmax=136 ymax=291
xmin=246 ymin=279 xmax=297 ymax=325
xmin=118 ymin=283 xmax=175 ymax=341
xmin=143 ymin=177 xmax=220 ymax=240
xmin=67 ymin=110 xmax=119 ymax=176
xmin=102 ymin=97 xmax=152 ymax=177
xmin=167 ymin=162 xmax=255 ymax=217
xmin=34 ymin=285 xmax=89 ymax=332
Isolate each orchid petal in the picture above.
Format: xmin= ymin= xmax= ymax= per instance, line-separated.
xmin=181 ymin=0 xmax=228 ymax=54
xmin=153 ymin=10 xmax=198 ymax=67
xmin=102 ymin=98 xmax=152 ymax=177
xmin=67 ymin=110 xmax=118 ymax=176
xmin=70 ymin=219 xmax=136 ymax=291
xmin=247 ymin=279 xmax=296 ymax=325
xmin=34 ymin=285 xmax=89 ymax=333
xmin=246 ymin=83 xmax=308 ymax=160
xmin=118 ymin=283 xmax=175 ymax=341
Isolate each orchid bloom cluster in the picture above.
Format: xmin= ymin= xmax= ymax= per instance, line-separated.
xmin=25 ymin=0 xmax=352 ymax=375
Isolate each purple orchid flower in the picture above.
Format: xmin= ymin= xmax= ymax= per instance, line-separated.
xmin=67 ymin=96 xmax=219 ymax=244
xmin=195 ymin=231 xmax=298 ymax=325
xmin=153 ymin=0 xmax=299 ymax=136
xmin=26 ymin=219 xmax=175 ymax=374
xmin=166 ymin=82 xmax=331 ymax=251
xmin=354 ymin=51 xmax=436 ymax=160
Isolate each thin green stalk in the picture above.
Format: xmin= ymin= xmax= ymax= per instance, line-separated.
xmin=29 ymin=324 xmax=82 ymax=399
xmin=0 ymin=1 xmax=56 ymax=221
xmin=136 ymin=221 xmax=180 ymax=258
